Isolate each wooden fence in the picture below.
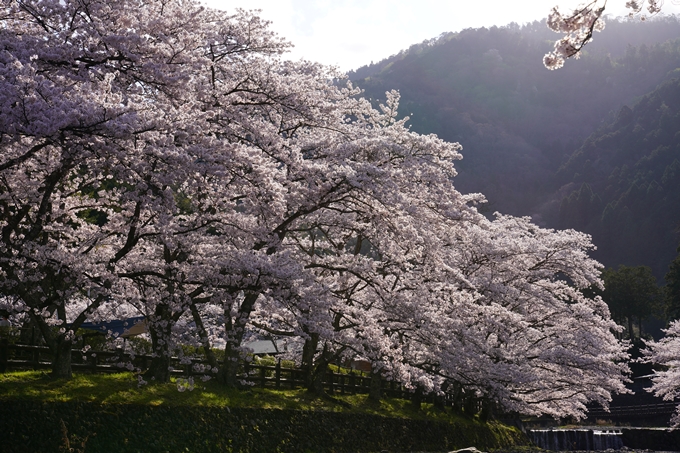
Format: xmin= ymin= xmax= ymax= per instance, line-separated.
xmin=0 ymin=341 xmax=433 ymax=401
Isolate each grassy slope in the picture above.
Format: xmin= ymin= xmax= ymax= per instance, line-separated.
xmin=0 ymin=370 xmax=496 ymax=422
xmin=0 ymin=371 xmax=529 ymax=452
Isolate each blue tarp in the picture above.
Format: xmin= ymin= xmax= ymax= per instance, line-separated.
xmin=79 ymin=316 xmax=146 ymax=337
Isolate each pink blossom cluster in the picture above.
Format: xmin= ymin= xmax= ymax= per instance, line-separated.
xmin=644 ymin=321 xmax=680 ymax=426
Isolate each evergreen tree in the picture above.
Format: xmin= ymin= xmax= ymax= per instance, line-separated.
xmin=665 ymin=244 xmax=680 ymax=320
xmin=601 ymin=265 xmax=661 ymax=339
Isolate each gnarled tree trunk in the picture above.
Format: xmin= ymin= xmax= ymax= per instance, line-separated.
xmin=51 ymin=337 xmax=73 ymax=379
xmin=368 ymin=369 xmax=382 ymax=403
xmin=219 ymin=292 xmax=259 ymax=387
xmin=307 ymin=343 xmax=335 ymax=396
xmin=301 ymin=332 xmax=319 ymax=390
xmin=189 ymin=300 xmax=218 ymax=370
xmin=31 ymin=310 xmax=73 ymax=379
xmin=144 ymin=303 xmax=174 ymax=383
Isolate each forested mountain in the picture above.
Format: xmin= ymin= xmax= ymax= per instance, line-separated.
xmin=556 ymin=78 xmax=680 ymax=278
xmin=350 ymin=17 xmax=680 ymax=278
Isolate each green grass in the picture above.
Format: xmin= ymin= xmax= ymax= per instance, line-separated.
xmin=0 ymin=370 xmax=480 ymax=424
xmin=1 ymin=371 xmax=529 ymax=452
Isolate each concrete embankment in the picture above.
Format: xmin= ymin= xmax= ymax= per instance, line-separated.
xmin=621 ymin=427 xmax=680 ymax=451
xmin=527 ymin=427 xmax=680 ymax=451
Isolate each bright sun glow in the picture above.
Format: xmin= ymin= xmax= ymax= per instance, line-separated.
xmin=203 ymin=0 xmax=680 ymax=71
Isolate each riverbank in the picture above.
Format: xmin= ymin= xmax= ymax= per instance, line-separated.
xmin=526 ymin=427 xmax=680 ymax=452
xmin=0 ymin=400 xmax=528 ymax=453
xmin=0 ymin=371 xmax=528 ymax=452
xmin=488 ymin=448 xmax=680 ymax=453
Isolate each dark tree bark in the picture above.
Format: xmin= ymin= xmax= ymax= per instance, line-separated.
xmin=639 ymin=316 xmax=643 ymax=339
xmin=42 ymin=294 xmax=105 ymax=379
xmin=305 ymin=340 xmax=338 ymax=397
xmin=51 ymin=337 xmax=73 ymax=379
xmin=144 ymin=303 xmax=174 ymax=383
xmin=449 ymin=382 xmax=464 ymax=414
xmin=480 ymin=397 xmax=494 ymax=421
xmin=301 ymin=332 xmax=319 ymax=389
xmin=411 ymin=385 xmax=423 ymax=411
xmin=189 ymin=300 xmax=218 ymax=369
xmin=30 ymin=310 xmax=73 ymax=379
xmin=219 ymin=292 xmax=259 ymax=387
xmin=628 ymin=316 xmax=635 ymax=340
xmin=310 ymin=361 xmax=328 ymax=395
xmin=368 ymin=369 xmax=382 ymax=403
xmin=463 ymin=394 xmax=478 ymax=417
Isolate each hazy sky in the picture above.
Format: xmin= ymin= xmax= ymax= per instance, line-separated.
xmin=203 ymin=1 xmax=680 ymax=71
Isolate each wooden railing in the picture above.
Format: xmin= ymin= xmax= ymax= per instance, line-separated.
xmin=1 ymin=341 xmax=152 ymax=373
xmin=0 ymin=342 xmax=426 ymax=400
xmin=586 ymin=402 xmax=678 ymax=418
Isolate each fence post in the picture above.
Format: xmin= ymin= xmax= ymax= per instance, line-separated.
xmin=0 ymin=338 xmax=8 ymax=373
xmin=31 ymin=347 xmax=39 ymax=370
xmin=243 ymin=360 xmax=250 ymax=384
xmin=275 ymin=359 xmax=281 ymax=389
xmin=326 ymin=369 xmax=334 ymax=394
xmin=259 ymin=366 xmax=266 ymax=388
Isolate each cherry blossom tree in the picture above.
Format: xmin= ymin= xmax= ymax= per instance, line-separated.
xmin=0 ymin=0 xmax=177 ymax=377
xmin=0 ymin=0 xmax=289 ymax=378
xmin=544 ymin=0 xmax=667 ymax=69
xmin=345 ymin=214 xmax=629 ymax=418
xmin=441 ymin=215 xmax=629 ymax=418
xmin=247 ymin=164 xmax=631 ymax=417
xmin=644 ymin=321 xmax=680 ymax=426
xmin=644 ymin=247 xmax=680 ymax=427
xmin=246 ymin=91 xmax=487 ymax=394
xmin=1 ymin=0 xmax=632 ymax=419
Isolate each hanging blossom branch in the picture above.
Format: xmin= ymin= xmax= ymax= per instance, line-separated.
xmin=543 ymin=0 xmax=608 ymax=70
xmin=544 ymin=0 xmax=667 ymax=70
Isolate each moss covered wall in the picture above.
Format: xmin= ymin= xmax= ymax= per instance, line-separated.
xmin=1 ymin=401 xmax=527 ymax=452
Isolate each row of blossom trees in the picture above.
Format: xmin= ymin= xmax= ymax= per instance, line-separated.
xmin=0 ymin=0 xmax=633 ymax=419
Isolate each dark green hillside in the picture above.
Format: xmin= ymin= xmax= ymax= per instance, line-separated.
xmin=350 ymin=17 xmax=680 ymax=217
xmin=350 ymin=17 xmax=680 ymax=278
xmin=555 ymin=78 xmax=680 ymax=279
